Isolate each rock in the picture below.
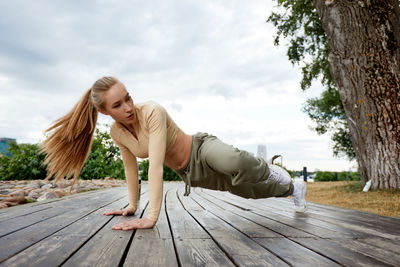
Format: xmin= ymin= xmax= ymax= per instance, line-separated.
xmin=56 ymin=181 xmax=69 ymax=189
xmin=53 ymin=190 xmax=66 ymax=198
xmin=0 ymin=203 xmax=8 ymax=209
xmin=5 ymin=201 xmax=18 ymax=207
xmin=9 ymin=189 xmax=26 ymax=197
xmin=25 ymin=183 xmax=40 ymax=189
xmin=6 ymin=196 xmax=26 ymax=204
xmin=27 ymin=191 xmax=40 ymax=200
xmin=0 ymin=190 xmax=11 ymax=195
xmin=36 ymin=180 xmax=46 ymax=187
xmin=37 ymin=192 xmax=58 ymax=201
xmin=41 ymin=184 xmax=53 ymax=189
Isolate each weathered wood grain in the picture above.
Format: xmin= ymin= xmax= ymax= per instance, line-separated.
xmin=197 ymin=190 xmax=314 ymax=238
xmin=62 ymin=192 xmax=150 ymax=267
xmin=166 ymin=188 xmax=234 ymax=266
xmin=254 ymin=237 xmax=341 ymax=267
xmin=1 ymin=181 xmax=399 ymax=267
xmin=0 ymin=188 xmax=127 ymax=263
xmin=123 ymin=188 xmax=178 ymax=267
xmin=292 ymin=237 xmax=394 ymax=267
xmin=2 ymin=196 xmax=130 ymax=266
xmin=177 ymin=188 xmax=289 ymax=266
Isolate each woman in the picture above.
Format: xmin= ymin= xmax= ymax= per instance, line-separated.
xmin=41 ymin=76 xmax=307 ymax=231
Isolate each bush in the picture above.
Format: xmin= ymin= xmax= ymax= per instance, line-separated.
xmin=315 ymin=171 xmax=336 ymax=181
xmin=0 ymin=142 xmax=47 ymax=180
xmin=138 ymin=159 xmax=182 ymax=181
xmin=80 ymin=128 xmax=125 ymax=180
xmin=0 ymin=126 xmax=125 ymax=181
xmin=315 ymin=171 xmax=360 ymax=182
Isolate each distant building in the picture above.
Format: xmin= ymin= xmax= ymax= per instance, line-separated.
xmin=257 ymin=144 xmax=267 ymax=161
xmin=0 ymin=138 xmax=16 ymax=157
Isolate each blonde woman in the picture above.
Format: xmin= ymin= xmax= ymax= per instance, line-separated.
xmin=41 ymin=77 xmax=307 ymax=231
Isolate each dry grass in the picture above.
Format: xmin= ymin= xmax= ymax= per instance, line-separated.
xmin=306 ymin=181 xmax=400 ymax=218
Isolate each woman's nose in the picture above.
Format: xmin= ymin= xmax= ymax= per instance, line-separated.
xmin=123 ymin=103 xmax=132 ymax=112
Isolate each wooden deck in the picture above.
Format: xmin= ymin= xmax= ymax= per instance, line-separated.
xmin=0 ymin=181 xmax=399 ymax=267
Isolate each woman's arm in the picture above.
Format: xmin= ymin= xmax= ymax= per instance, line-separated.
xmin=146 ymin=103 xmax=167 ymax=222
xmin=115 ymin=140 xmax=140 ymax=211
xmin=104 ymin=134 xmax=139 ymax=216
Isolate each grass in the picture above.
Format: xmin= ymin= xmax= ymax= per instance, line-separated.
xmin=306 ymin=181 xmax=400 ymax=218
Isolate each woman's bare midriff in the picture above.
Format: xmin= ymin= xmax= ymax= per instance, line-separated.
xmin=164 ymin=129 xmax=192 ymax=171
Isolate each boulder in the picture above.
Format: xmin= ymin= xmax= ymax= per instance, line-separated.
xmin=27 ymin=191 xmax=40 ymax=200
xmin=37 ymin=192 xmax=58 ymax=201
xmin=25 ymin=183 xmax=40 ymax=189
xmin=6 ymin=196 xmax=26 ymax=204
xmin=53 ymin=189 xmax=66 ymax=198
xmin=56 ymin=181 xmax=69 ymax=189
xmin=41 ymin=183 xmax=53 ymax=189
xmin=0 ymin=190 xmax=11 ymax=195
xmin=9 ymin=189 xmax=26 ymax=197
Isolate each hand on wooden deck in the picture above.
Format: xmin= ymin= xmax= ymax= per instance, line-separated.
xmin=111 ymin=218 xmax=156 ymax=230
xmin=103 ymin=207 xmax=136 ymax=216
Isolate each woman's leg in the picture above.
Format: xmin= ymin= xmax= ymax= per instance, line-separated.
xmin=201 ymin=136 xmax=294 ymax=199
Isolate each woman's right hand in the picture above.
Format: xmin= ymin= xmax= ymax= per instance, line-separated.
xmin=103 ymin=207 xmax=136 ymax=216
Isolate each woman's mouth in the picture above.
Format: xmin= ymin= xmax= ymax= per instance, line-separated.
xmin=127 ymin=113 xmax=134 ymax=120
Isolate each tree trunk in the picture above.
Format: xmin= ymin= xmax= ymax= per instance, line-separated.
xmin=313 ymin=0 xmax=400 ymax=189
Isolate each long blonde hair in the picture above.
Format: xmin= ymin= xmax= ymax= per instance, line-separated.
xmin=40 ymin=76 xmax=119 ymax=190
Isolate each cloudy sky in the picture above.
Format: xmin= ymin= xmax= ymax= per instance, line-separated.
xmin=0 ymin=0 xmax=355 ymax=172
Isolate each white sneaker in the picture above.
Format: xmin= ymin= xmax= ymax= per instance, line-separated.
xmin=267 ymin=164 xmax=292 ymax=185
xmin=292 ymin=180 xmax=307 ymax=212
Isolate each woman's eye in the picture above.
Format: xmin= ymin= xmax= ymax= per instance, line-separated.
xmin=113 ymin=104 xmax=121 ymax=108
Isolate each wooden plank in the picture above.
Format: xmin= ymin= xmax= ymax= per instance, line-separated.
xmin=292 ymin=237 xmax=394 ymax=267
xmin=219 ymin=192 xmax=367 ymax=238
xmin=190 ymin=191 xmax=282 ymax=238
xmin=0 ymin=189 xmax=107 ymax=221
xmin=125 ymin=238 xmax=177 ymax=266
xmin=201 ymin=189 xmax=342 ymax=238
xmin=176 ymin=188 xmax=290 ymax=266
xmin=260 ymin=203 xmax=367 ymax=238
xmin=197 ymin=190 xmax=314 ymax=238
xmin=254 ymin=238 xmax=341 ymax=267
xmin=166 ymin=188 xmax=210 ymax=239
xmin=1 ymin=196 xmax=129 ymax=267
xmin=271 ymin=198 xmax=400 ymax=237
xmin=62 ymin=192 xmax=150 ymax=267
xmin=123 ymin=188 xmax=178 ymax=267
xmin=167 ymin=187 xmax=235 ymax=266
xmin=174 ymin=239 xmax=235 ymax=267
xmin=270 ymin=199 xmax=400 ymax=240
xmin=329 ymin=238 xmax=400 ymax=267
xmin=0 ymin=188 xmax=127 ymax=262
xmin=0 ymin=188 xmax=130 ymax=237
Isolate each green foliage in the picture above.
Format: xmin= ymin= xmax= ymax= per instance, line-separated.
xmin=80 ymin=127 xmax=125 ymax=180
xmin=0 ymin=126 xmax=125 ymax=181
xmin=268 ymin=0 xmax=355 ymax=160
xmin=314 ymin=171 xmax=360 ymax=182
xmin=138 ymin=159 xmax=182 ymax=181
xmin=0 ymin=142 xmax=47 ymax=180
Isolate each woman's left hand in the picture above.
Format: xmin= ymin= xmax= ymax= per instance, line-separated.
xmin=111 ymin=218 xmax=156 ymax=230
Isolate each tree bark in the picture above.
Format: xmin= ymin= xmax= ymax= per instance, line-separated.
xmin=313 ymin=0 xmax=400 ymax=189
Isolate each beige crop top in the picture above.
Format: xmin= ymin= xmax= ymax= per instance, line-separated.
xmin=110 ymin=101 xmax=180 ymax=222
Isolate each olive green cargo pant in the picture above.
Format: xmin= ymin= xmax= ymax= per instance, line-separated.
xmin=176 ymin=132 xmax=294 ymax=198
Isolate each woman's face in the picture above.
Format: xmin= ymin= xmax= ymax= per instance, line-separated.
xmin=100 ymin=82 xmax=135 ymax=124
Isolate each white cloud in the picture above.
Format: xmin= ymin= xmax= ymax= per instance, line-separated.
xmin=0 ymin=0 xmax=354 ymax=171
